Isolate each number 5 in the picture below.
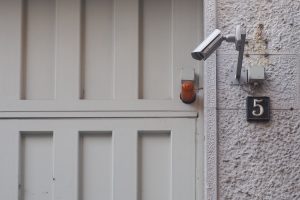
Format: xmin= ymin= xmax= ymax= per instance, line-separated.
xmin=252 ymin=99 xmax=264 ymax=116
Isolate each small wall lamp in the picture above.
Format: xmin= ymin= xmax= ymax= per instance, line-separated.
xmin=180 ymin=68 xmax=196 ymax=104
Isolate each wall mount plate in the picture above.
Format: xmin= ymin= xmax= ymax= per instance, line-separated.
xmin=230 ymin=67 xmax=248 ymax=85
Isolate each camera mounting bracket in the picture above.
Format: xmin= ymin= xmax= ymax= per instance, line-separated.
xmin=225 ymin=26 xmax=247 ymax=85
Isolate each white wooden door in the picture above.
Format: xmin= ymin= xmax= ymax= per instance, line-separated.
xmin=0 ymin=0 xmax=203 ymax=199
xmin=0 ymin=118 xmax=196 ymax=200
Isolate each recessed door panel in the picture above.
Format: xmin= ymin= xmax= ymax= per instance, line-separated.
xmin=81 ymin=0 xmax=114 ymax=99
xmin=79 ymin=132 xmax=112 ymax=200
xmin=23 ymin=0 xmax=55 ymax=99
xmin=20 ymin=132 xmax=53 ymax=200
xmin=138 ymin=131 xmax=171 ymax=200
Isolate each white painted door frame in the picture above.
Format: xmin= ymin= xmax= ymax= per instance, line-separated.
xmin=202 ymin=0 xmax=218 ymax=199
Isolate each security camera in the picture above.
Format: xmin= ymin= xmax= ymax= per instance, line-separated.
xmin=191 ymin=25 xmax=247 ymax=84
xmin=191 ymin=29 xmax=223 ymax=61
xmin=191 ymin=26 xmax=245 ymax=61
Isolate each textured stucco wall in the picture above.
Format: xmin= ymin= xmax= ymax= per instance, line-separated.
xmin=216 ymin=0 xmax=300 ymax=199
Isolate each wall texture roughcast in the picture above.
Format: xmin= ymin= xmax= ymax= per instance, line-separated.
xmin=215 ymin=0 xmax=300 ymax=199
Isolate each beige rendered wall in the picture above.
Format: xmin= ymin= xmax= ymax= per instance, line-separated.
xmin=208 ymin=0 xmax=300 ymax=199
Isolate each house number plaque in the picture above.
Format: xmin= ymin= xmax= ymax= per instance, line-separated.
xmin=246 ymin=96 xmax=270 ymax=122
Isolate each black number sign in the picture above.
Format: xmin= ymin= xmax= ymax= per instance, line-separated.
xmin=247 ymin=96 xmax=270 ymax=122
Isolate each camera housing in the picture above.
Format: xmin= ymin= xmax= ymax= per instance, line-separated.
xmin=191 ymin=29 xmax=223 ymax=61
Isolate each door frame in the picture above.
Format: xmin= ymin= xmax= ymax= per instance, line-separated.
xmin=202 ymin=0 xmax=218 ymax=199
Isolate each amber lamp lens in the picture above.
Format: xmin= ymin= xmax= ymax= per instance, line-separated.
xmin=180 ymin=80 xmax=196 ymax=104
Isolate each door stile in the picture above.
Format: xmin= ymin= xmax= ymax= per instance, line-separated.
xmin=112 ymin=128 xmax=138 ymax=200
xmin=55 ymin=0 xmax=82 ymax=100
xmin=171 ymin=118 xmax=196 ymax=200
xmin=53 ymin=128 xmax=79 ymax=200
xmin=113 ymin=0 xmax=139 ymax=99
xmin=0 ymin=122 xmax=20 ymax=200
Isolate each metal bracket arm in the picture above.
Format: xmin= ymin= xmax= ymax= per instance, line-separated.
xmin=235 ymin=28 xmax=246 ymax=81
xmin=226 ymin=26 xmax=247 ymax=85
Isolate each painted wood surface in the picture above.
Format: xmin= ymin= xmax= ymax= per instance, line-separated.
xmin=0 ymin=0 xmax=202 ymax=112
xmin=0 ymin=119 xmax=196 ymax=200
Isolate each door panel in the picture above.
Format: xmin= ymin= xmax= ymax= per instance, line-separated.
xmin=79 ymin=132 xmax=112 ymax=200
xmin=81 ymin=0 xmax=114 ymax=99
xmin=140 ymin=0 xmax=172 ymax=99
xmin=0 ymin=118 xmax=196 ymax=200
xmin=138 ymin=131 xmax=171 ymax=200
xmin=20 ymin=133 xmax=53 ymax=200
xmin=23 ymin=0 xmax=55 ymax=100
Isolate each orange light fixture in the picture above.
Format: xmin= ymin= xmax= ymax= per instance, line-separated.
xmin=180 ymin=80 xmax=196 ymax=104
